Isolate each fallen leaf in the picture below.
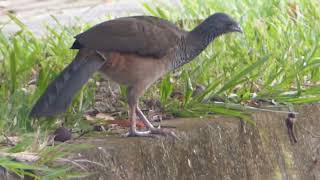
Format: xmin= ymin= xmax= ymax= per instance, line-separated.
xmin=96 ymin=113 xmax=115 ymax=121
xmin=84 ymin=114 xmax=96 ymax=121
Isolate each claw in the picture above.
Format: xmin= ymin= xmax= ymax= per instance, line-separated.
xmin=121 ymin=130 xmax=155 ymax=137
xmin=125 ymin=106 xmax=178 ymax=139
xmin=121 ymin=128 xmax=178 ymax=139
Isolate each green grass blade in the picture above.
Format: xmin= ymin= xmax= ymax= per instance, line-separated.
xmin=215 ymin=55 xmax=270 ymax=95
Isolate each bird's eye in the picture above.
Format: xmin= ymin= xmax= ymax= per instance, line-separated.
xmin=226 ymin=22 xmax=233 ymax=26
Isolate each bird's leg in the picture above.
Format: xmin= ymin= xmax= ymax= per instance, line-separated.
xmin=129 ymin=104 xmax=137 ymax=133
xmin=123 ymin=104 xmax=176 ymax=137
xmin=122 ymin=88 xmax=153 ymax=137
xmin=136 ymin=107 xmax=157 ymax=130
xmin=123 ymin=88 xmax=176 ymax=138
xmin=136 ymin=107 xmax=177 ymax=137
xmin=123 ymin=104 xmax=151 ymax=137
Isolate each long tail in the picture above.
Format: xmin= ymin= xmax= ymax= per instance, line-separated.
xmin=29 ymin=49 xmax=106 ymax=118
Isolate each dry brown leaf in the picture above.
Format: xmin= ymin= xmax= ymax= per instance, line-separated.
xmin=95 ymin=113 xmax=115 ymax=121
xmin=84 ymin=114 xmax=96 ymax=121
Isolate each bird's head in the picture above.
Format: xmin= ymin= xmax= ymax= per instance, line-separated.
xmin=206 ymin=12 xmax=242 ymax=34
xmin=191 ymin=12 xmax=242 ymax=41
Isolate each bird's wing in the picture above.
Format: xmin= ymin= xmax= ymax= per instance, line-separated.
xmin=73 ymin=16 xmax=185 ymax=58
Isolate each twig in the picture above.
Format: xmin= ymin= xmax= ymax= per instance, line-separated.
xmin=1 ymin=133 xmax=15 ymax=146
xmin=56 ymin=158 xmax=87 ymax=171
xmin=72 ymin=130 xmax=91 ymax=140
xmin=70 ymin=159 xmax=106 ymax=168
xmin=213 ymin=101 xmax=299 ymax=114
xmin=245 ymin=107 xmax=299 ymax=114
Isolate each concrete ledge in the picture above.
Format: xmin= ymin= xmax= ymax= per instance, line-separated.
xmin=74 ymin=104 xmax=320 ymax=179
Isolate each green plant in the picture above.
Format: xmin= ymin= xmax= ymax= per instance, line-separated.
xmin=143 ymin=0 xmax=320 ymax=119
xmin=0 ymin=0 xmax=319 ymax=178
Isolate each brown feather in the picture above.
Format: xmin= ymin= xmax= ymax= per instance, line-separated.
xmin=74 ymin=16 xmax=186 ymax=58
xmin=29 ymin=49 xmax=106 ymax=117
xmin=99 ymin=51 xmax=170 ymax=94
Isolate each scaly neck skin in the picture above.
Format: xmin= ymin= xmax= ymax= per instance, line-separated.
xmin=171 ymin=21 xmax=224 ymax=69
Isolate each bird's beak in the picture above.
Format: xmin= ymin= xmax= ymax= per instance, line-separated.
xmin=232 ymin=24 xmax=243 ymax=33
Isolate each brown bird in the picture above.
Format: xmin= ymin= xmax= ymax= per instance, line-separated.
xmin=29 ymin=13 xmax=242 ymax=137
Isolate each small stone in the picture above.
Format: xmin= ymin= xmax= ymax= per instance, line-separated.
xmin=53 ymin=127 xmax=72 ymax=142
xmin=93 ymin=125 xmax=105 ymax=132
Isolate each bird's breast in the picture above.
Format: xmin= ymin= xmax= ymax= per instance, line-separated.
xmin=99 ymin=52 xmax=171 ymax=88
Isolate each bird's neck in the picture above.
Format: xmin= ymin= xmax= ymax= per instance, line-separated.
xmin=190 ymin=21 xmax=220 ymax=46
xmin=185 ymin=31 xmax=215 ymax=59
xmin=171 ymin=25 xmax=219 ymax=69
xmin=187 ymin=20 xmax=229 ymax=57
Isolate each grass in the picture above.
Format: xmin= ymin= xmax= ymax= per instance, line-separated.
xmin=0 ymin=0 xmax=319 ymax=178
xmin=0 ymin=130 xmax=92 ymax=179
xmin=143 ymin=0 xmax=320 ymax=117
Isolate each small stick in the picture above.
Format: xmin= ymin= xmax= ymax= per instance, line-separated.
xmin=1 ymin=133 xmax=15 ymax=146
xmin=285 ymin=113 xmax=297 ymax=143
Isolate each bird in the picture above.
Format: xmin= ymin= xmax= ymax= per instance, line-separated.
xmin=29 ymin=12 xmax=242 ymax=137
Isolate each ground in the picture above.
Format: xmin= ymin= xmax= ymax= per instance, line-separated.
xmin=1 ymin=1 xmax=320 ymax=179
xmin=60 ymin=105 xmax=320 ymax=179
xmin=0 ymin=0 xmax=178 ymax=35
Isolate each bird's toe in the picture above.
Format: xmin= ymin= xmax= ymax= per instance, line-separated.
xmin=121 ymin=128 xmax=178 ymax=139
xmin=121 ymin=130 xmax=155 ymax=137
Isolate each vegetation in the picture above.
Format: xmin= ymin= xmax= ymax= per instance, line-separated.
xmin=144 ymin=0 xmax=320 ymax=118
xmin=0 ymin=0 xmax=319 ymax=178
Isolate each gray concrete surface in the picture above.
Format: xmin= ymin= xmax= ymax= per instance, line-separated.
xmin=0 ymin=0 xmax=178 ymax=35
xmin=76 ymin=105 xmax=320 ymax=179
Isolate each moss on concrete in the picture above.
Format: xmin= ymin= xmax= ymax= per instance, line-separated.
xmin=72 ymin=104 xmax=320 ymax=179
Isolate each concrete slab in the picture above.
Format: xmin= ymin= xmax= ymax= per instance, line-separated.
xmin=0 ymin=0 xmax=178 ymax=35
